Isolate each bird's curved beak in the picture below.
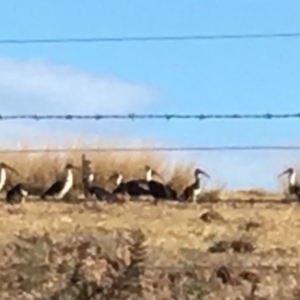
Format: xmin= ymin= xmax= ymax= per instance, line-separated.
xmin=153 ymin=169 xmax=164 ymax=182
xmin=82 ymin=161 xmax=92 ymax=171
xmin=4 ymin=163 xmax=21 ymax=176
xmin=72 ymin=165 xmax=81 ymax=172
xmin=200 ymin=169 xmax=211 ymax=179
xmin=108 ymin=173 xmax=117 ymax=181
xmin=278 ymin=169 xmax=290 ymax=178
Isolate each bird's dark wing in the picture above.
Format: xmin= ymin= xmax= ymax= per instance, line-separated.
xmin=180 ymin=185 xmax=192 ymax=200
xmin=126 ymin=180 xmax=151 ymax=196
xmin=165 ymin=185 xmax=177 ymax=200
xmin=89 ymin=185 xmax=110 ymax=195
xmin=89 ymin=185 xmax=118 ymax=201
xmin=113 ymin=184 xmax=126 ymax=194
xmin=293 ymin=186 xmax=300 ymax=201
xmin=148 ymin=181 xmax=168 ymax=198
xmin=42 ymin=180 xmax=64 ymax=197
xmin=136 ymin=180 xmax=150 ymax=191
xmin=6 ymin=189 xmax=15 ymax=202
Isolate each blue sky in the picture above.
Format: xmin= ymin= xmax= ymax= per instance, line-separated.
xmin=0 ymin=1 xmax=299 ymax=190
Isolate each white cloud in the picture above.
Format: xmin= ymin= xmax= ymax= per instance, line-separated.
xmin=0 ymin=57 xmax=159 ymax=142
xmin=0 ymin=57 xmax=157 ymax=114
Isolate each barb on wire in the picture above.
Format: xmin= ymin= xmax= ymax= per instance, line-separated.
xmin=1 ymin=32 xmax=300 ymax=45
xmin=0 ymin=112 xmax=300 ymax=121
xmin=0 ymin=145 xmax=300 ymax=154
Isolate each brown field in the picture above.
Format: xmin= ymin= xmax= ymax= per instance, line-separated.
xmin=0 ymin=146 xmax=299 ymax=299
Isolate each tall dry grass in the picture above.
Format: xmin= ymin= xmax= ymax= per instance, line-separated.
xmin=0 ymin=141 xmax=200 ymax=196
xmin=0 ymin=140 xmax=288 ymax=201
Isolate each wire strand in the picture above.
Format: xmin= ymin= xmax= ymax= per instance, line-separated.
xmin=1 ymin=145 xmax=300 ymax=154
xmin=1 ymin=32 xmax=300 ymax=45
xmin=0 ymin=113 xmax=300 ymax=121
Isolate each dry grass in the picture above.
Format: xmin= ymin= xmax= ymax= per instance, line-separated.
xmin=0 ymin=200 xmax=300 ymax=299
xmin=0 ymin=145 xmax=298 ymax=298
xmin=0 ymin=145 xmax=198 ymax=196
xmin=0 ymin=145 xmax=286 ymax=202
xmin=0 ymin=200 xmax=297 ymax=254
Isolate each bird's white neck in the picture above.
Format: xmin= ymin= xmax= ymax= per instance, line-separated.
xmin=289 ymin=171 xmax=296 ymax=185
xmin=56 ymin=169 xmax=74 ymax=199
xmin=20 ymin=188 xmax=28 ymax=197
xmin=87 ymin=173 xmax=94 ymax=183
xmin=66 ymin=169 xmax=73 ymax=181
xmin=0 ymin=167 xmax=7 ymax=191
xmin=116 ymin=174 xmax=123 ymax=185
xmin=146 ymin=169 xmax=152 ymax=181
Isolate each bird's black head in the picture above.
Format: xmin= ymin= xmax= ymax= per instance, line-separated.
xmin=0 ymin=162 xmax=20 ymax=176
xmin=84 ymin=159 xmax=92 ymax=165
xmin=109 ymin=171 xmax=123 ymax=181
xmin=144 ymin=165 xmax=164 ymax=182
xmin=278 ymin=167 xmax=294 ymax=178
xmin=65 ymin=163 xmax=80 ymax=171
xmin=0 ymin=162 xmax=11 ymax=168
xmin=144 ymin=165 xmax=151 ymax=172
xmin=15 ymin=183 xmax=24 ymax=189
xmin=109 ymin=171 xmax=119 ymax=180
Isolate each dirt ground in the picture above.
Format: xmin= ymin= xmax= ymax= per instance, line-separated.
xmin=1 ymin=191 xmax=300 ymax=299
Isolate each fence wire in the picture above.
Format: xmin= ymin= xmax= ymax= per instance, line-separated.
xmin=0 ymin=112 xmax=299 ymax=121
xmin=1 ymin=31 xmax=300 ymax=45
xmin=0 ymin=145 xmax=299 ymax=154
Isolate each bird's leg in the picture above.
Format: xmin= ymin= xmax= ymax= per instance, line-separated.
xmin=192 ymin=194 xmax=197 ymax=203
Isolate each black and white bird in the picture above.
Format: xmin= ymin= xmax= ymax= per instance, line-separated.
xmin=0 ymin=162 xmax=21 ymax=192
xmin=278 ymin=167 xmax=300 ymax=201
xmin=110 ymin=172 xmax=151 ymax=197
xmin=84 ymin=172 xmax=119 ymax=202
xmin=144 ymin=165 xmax=177 ymax=200
xmin=180 ymin=168 xmax=210 ymax=202
xmin=41 ymin=163 xmax=80 ymax=200
xmin=6 ymin=183 xmax=28 ymax=204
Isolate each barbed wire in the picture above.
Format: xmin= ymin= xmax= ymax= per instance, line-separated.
xmin=1 ymin=32 xmax=300 ymax=45
xmin=0 ymin=112 xmax=300 ymax=121
xmin=1 ymin=145 xmax=300 ymax=154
